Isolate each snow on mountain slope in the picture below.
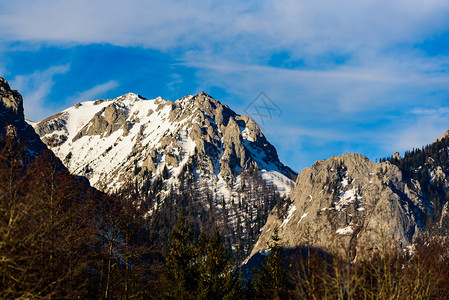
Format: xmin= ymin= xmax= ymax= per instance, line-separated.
xmin=33 ymin=91 xmax=295 ymax=197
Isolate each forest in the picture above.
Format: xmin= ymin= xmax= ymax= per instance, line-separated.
xmin=2 ymin=135 xmax=449 ymax=299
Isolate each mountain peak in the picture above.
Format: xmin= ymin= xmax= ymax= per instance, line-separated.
xmin=0 ymin=77 xmax=25 ymax=124
xmin=117 ymin=92 xmax=147 ymax=101
xmin=0 ymin=77 xmax=11 ymax=90
xmin=0 ymin=77 xmax=46 ymax=154
xmin=250 ymin=152 xmax=426 ymax=260
xmin=33 ymin=92 xmax=295 ymax=193
xmin=33 ymin=91 xmax=296 ymax=257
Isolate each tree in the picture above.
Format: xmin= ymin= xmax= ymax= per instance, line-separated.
xmin=198 ymin=227 xmax=242 ymax=299
xmin=92 ymin=182 xmax=151 ymax=299
xmin=0 ymin=137 xmax=96 ymax=298
xmin=162 ymin=165 xmax=170 ymax=180
xmin=162 ymin=213 xmax=200 ymax=298
xmin=253 ymin=227 xmax=292 ymax=299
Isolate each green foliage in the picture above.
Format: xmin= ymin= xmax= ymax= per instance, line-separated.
xmin=198 ymin=227 xmax=243 ymax=300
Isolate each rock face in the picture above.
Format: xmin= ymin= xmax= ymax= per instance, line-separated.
xmin=250 ymin=153 xmax=426 ymax=260
xmin=0 ymin=77 xmax=24 ymax=122
xmin=0 ymin=77 xmax=45 ymax=154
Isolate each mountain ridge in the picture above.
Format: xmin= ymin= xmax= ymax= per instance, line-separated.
xmin=33 ymin=91 xmax=295 ymax=192
xmin=0 ymin=77 xmax=47 ymax=156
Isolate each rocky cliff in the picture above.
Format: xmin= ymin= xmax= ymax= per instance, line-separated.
xmin=250 ymin=153 xmax=428 ymax=260
xmin=0 ymin=77 xmax=45 ymax=155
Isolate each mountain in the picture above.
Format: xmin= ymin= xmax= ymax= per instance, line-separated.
xmin=33 ymin=91 xmax=296 ymax=256
xmin=33 ymin=92 xmax=294 ymax=192
xmin=250 ymin=137 xmax=449 ymax=261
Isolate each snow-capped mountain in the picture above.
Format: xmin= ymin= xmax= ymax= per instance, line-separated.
xmin=33 ymin=91 xmax=296 ymax=256
xmin=33 ymin=92 xmax=294 ymax=194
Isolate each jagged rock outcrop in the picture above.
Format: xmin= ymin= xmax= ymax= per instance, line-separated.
xmin=0 ymin=77 xmax=45 ymax=154
xmin=0 ymin=78 xmax=24 ymax=122
xmin=250 ymin=153 xmax=426 ymax=260
xmin=0 ymin=76 xmax=92 ymax=189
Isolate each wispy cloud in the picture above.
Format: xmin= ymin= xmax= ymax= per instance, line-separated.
xmin=185 ymin=54 xmax=449 ymax=114
xmin=10 ymin=65 xmax=70 ymax=121
xmin=1 ymin=1 xmax=449 ymax=55
xmin=67 ymin=80 xmax=119 ymax=104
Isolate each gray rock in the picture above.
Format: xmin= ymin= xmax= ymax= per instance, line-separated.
xmin=0 ymin=77 xmax=45 ymax=154
xmin=250 ymin=153 xmax=425 ymax=260
xmin=72 ymin=102 xmax=131 ymax=142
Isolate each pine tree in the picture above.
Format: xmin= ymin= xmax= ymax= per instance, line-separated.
xmin=198 ymin=227 xmax=242 ymax=299
xmin=162 ymin=165 xmax=170 ymax=180
xmin=163 ymin=213 xmax=200 ymax=298
xmin=253 ymin=227 xmax=292 ymax=299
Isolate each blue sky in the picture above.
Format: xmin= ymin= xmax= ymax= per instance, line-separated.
xmin=2 ymin=0 xmax=449 ymax=172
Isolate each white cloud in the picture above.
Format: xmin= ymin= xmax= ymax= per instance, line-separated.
xmin=3 ymin=1 xmax=449 ymax=117
xmin=10 ymin=65 xmax=70 ymax=122
xmin=68 ymin=80 xmax=119 ymax=104
xmin=1 ymin=0 xmax=449 ymax=57
xmin=167 ymin=73 xmax=183 ymax=91
xmin=184 ymin=53 xmax=449 ymax=115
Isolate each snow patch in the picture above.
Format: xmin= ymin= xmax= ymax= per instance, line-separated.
xmin=334 ymin=187 xmax=362 ymax=211
xmin=336 ymin=226 xmax=353 ymax=235
xmin=298 ymin=213 xmax=308 ymax=224
xmin=281 ymin=205 xmax=297 ymax=228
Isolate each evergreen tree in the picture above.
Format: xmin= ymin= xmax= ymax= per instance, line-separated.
xmin=163 ymin=213 xmax=200 ymax=299
xmin=253 ymin=227 xmax=292 ymax=299
xmin=162 ymin=165 xmax=170 ymax=180
xmin=199 ymin=227 xmax=243 ymax=299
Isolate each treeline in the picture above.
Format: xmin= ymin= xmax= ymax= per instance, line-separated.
xmin=0 ymin=136 xmax=149 ymax=298
xmin=249 ymin=228 xmax=449 ymax=299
